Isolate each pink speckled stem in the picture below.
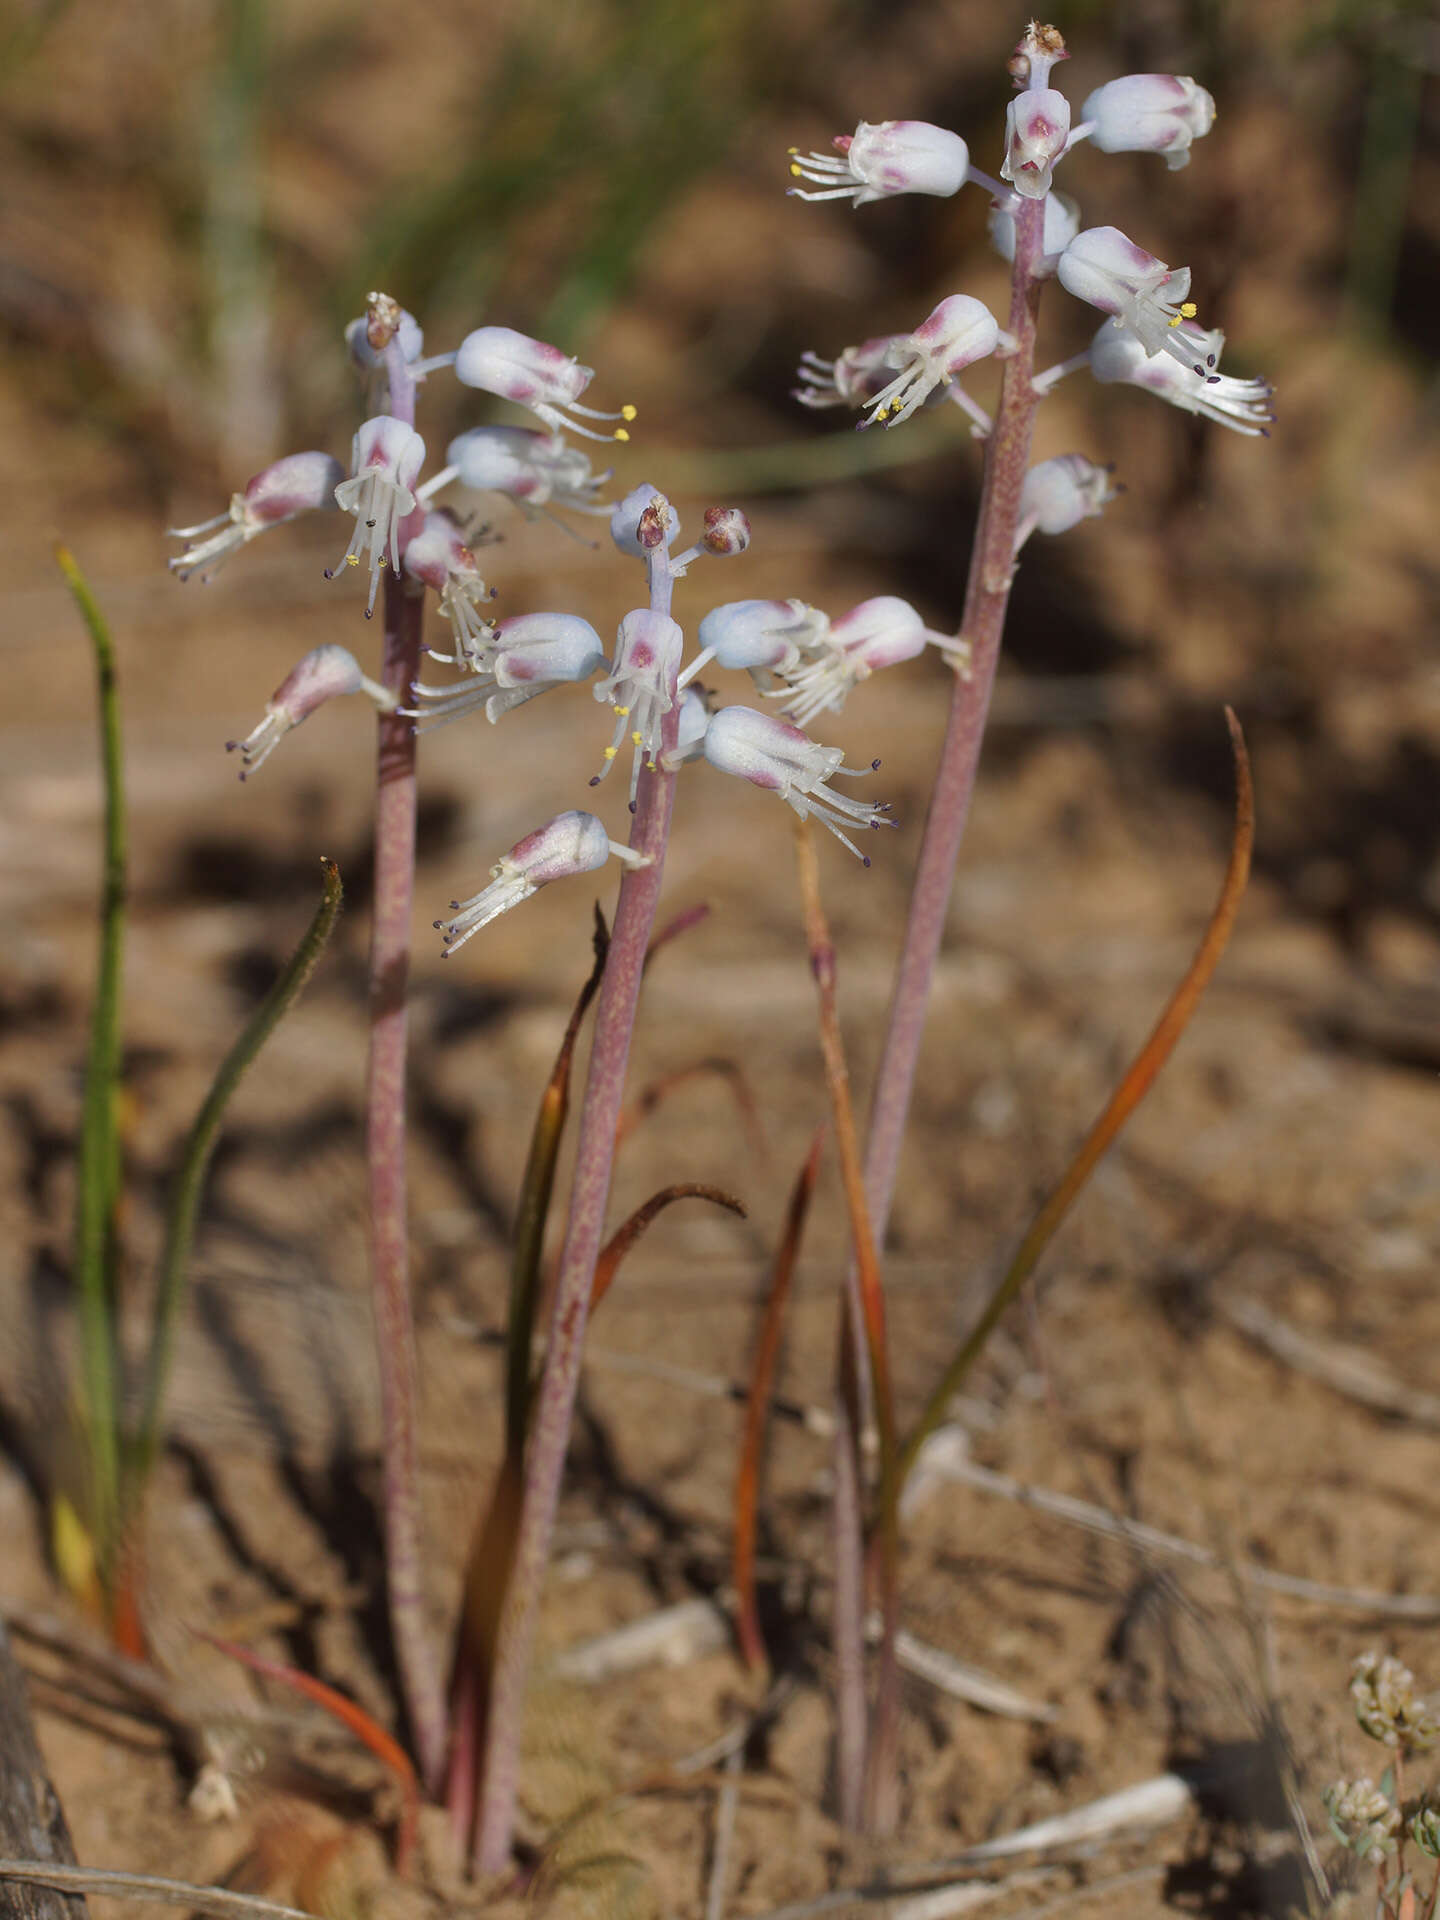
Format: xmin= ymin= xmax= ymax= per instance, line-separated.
xmin=863 ymin=194 xmax=1047 ymax=1246
xmin=471 ymin=542 xmax=680 ymax=1877
xmin=366 ymin=335 xmax=447 ymax=1793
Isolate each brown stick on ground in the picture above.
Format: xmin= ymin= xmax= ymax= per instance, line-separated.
xmin=0 ymin=1624 xmax=85 ymax=1920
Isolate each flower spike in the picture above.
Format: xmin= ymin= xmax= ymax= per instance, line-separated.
xmin=788 ymin=120 xmax=971 ymax=207
xmin=168 ymin=452 xmax=345 ymax=582
xmin=227 ymin=645 xmax=394 ymax=779
xmin=328 ymin=415 xmax=426 ymax=616
xmin=1087 ymin=318 xmax=1274 ymax=435
xmin=702 ymin=706 xmax=896 ymax=864
xmin=437 ymin=811 xmax=650 ymax=957
xmin=454 ymin=326 xmax=636 ymax=444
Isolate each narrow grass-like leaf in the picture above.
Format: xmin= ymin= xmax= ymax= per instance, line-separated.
xmin=133 ymin=858 xmax=343 ymax=1491
xmin=200 ymin=1632 xmax=419 ymax=1876
xmin=897 ymin=709 xmax=1254 ymax=1492
xmin=791 ymin=820 xmax=901 ymax=1836
xmin=506 ymin=908 xmax=609 ymax=1459
xmin=616 ymin=1057 xmax=765 ymax=1160
xmin=733 ymin=1128 xmax=823 ymax=1675
xmin=643 ymin=900 xmax=710 ymax=975
xmin=56 ymin=544 xmax=125 ymax=1580
xmin=589 ymin=1185 xmax=747 ymax=1315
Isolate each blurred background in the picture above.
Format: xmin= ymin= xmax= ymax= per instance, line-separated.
xmin=2 ymin=0 xmax=1439 ymax=1903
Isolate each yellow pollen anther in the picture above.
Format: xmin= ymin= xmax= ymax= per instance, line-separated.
xmin=631 ymin=730 xmax=643 ymax=745
xmin=787 ymin=147 xmax=799 ymax=155
xmin=603 ymin=746 xmax=618 ymax=760
xmin=615 ymin=704 xmax=631 ymax=716
xmin=614 ymin=428 xmax=630 ymax=443
xmin=789 ymin=163 xmax=803 ymax=177
xmin=345 ymin=554 xmax=359 ymax=567
xmin=1168 ymin=302 xmax=1198 ymax=327
xmin=621 ymin=404 xmax=638 ymax=421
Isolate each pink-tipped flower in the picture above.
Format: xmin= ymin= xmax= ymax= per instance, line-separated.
xmin=592 ymin=608 xmax=684 ymax=804
xmin=437 ymin=811 xmax=650 ymax=957
xmin=226 ymin=645 xmax=393 ymax=779
xmin=454 ymin=326 xmax=636 ymax=444
xmin=403 ymin=509 xmax=495 ymax=669
xmin=1076 ymin=75 xmax=1215 ymax=169
xmin=773 ymin=595 xmax=961 ymax=728
xmin=795 ymin=337 xmax=913 ymax=412
xmin=1057 ymin=226 xmax=1201 ymax=366
xmin=1000 ymin=89 xmax=1071 ymax=198
xmin=168 ymin=452 xmax=345 ymax=582
xmin=1088 ymin=317 xmax=1274 ymax=435
xmin=1015 ymin=454 xmax=1118 ymax=552
xmin=788 ymin=120 xmax=971 ymax=207
xmin=329 ymin=415 xmax=426 ymax=615
xmin=701 ymin=706 xmax=895 ymax=864
xmin=682 ymin=598 xmax=831 ymax=687
xmin=859 ymin=296 xmax=1009 ymax=430
xmin=405 ymin=612 xmax=606 ymax=727
xmin=441 ymin=425 xmax=610 ymax=513
xmin=988 ymin=191 xmax=1080 ymax=278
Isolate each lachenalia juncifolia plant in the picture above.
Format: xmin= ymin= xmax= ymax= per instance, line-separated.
xmin=158 ymin=14 xmax=1272 ymax=1879
xmin=780 ymin=18 xmax=1272 ymax=1839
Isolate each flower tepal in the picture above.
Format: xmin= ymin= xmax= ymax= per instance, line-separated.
xmin=455 ymin=326 xmax=636 ymax=444
xmin=788 ymin=121 xmax=971 ymax=207
xmin=227 ymin=645 xmax=393 ymax=779
xmin=329 ymin=415 xmax=426 ymax=615
xmin=702 ymin=706 xmax=895 ymax=863
xmin=437 ymin=811 xmax=650 ymax=957
xmin=443 ymin=425 xmax=611 ymax=513
xmin=406 ymin=613 xmax=606 ymax=727
xmin=169 ymin=451 xmax=345 ymax=582
xmin=1000 ymin=88 xmax=1070 ymax=198
xmin=1088 ymin=318 xmax=1274 ymax=435
xmin=1078 ymin=74 xmax=1215 ymax=169
xmin=775 ymin=595 xmax=962 ymax=728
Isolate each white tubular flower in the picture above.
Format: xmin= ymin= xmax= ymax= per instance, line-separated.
xmin=1076 ymin=75 xmax=1215 ymax=169
xmin=1000 ymin=89 xmax=1071 ymax=198
xmin=454 ymin=326 xmax=636 ymax=444
xmin=226 ymin=645 xmax=393 ymax=779
xmin=406 ymin=612 xmax=606 ymax=727
xmin=795 ymin=337 xmax=912 ymax=412
xmin=437 ymin=811 xmax=650 ymax=957
xmin=403 ymin=510 xmax=496 ymax=669
xmin=775 ymin=595 xmax=958 ymax=728
xmin=989 ymin=191 xmax=1080 ymax=278
xmin=1088 ymin=318 xmax=1274 ymax=435
xmin=788 ymin=120 xmax=971 ymax=207
xmin=441 ymin=426 xmax=610 ymax=513
xmin=592 ymin=609 xmax=685 ymax=804
xmin=1015 ymin=454 xmax=1118 ymax=552
xmin=168 ymin=452 xmax=345 ymax=582
xmin=329 ymin=415 xmax=426 ymax=615
xmin=702 ymin=706 xmax=895 ymax=864
xmin=681 ymin=598 xmax=831 ymax=688
xmin=1057 ymin=226 xmax=1200 ymax=366
xmin=860 ymin=296 xmax=1009 ymax=430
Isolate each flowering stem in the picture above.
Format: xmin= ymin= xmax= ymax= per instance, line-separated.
xmin=862 ymin=195 xmax=1047 ymax=1244
xmin=472 ymin=542 xmax=680 ymax=1877
xmin=364 ymin=324 xmax=446 ymax=1792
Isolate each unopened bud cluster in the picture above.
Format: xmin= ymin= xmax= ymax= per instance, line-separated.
xmin=1323 ymin=1655 xmax=1440 ymax=1898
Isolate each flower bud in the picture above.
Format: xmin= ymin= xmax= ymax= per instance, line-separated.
xmin=1018 ymin=454 xmax=1117 ymax=541
xmin=989 ymin=192 xmax=1080 ymax=278
xmin=1000 ymin=89 xmax=1071 ymax=198
xmin=455 ymin=326 xmax=635 ymax=443
xmin=1078 ymin=74 xmax=1215 ymax=169
xmin=609 ymin=483 xmax=679 ymax=556
xmin=702 ymin=506 xmax=751 ymax=556
xmin=788 ymin=120 xmax=971 ymax=207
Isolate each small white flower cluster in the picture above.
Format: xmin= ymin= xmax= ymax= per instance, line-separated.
xmin=1351 ymin=1652 xmax=1440 ymax=1754
xmin=788 ymin=25 xmax=1272 ymax=531
xmin=1322 ymin=1777 xmax=1402 ymax=1862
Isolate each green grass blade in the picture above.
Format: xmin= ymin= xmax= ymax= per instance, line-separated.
xmin=56 ymin=545 xmax=125 ymax=1561
xmin=132 ymin=858 xmax=344 ymax=1490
